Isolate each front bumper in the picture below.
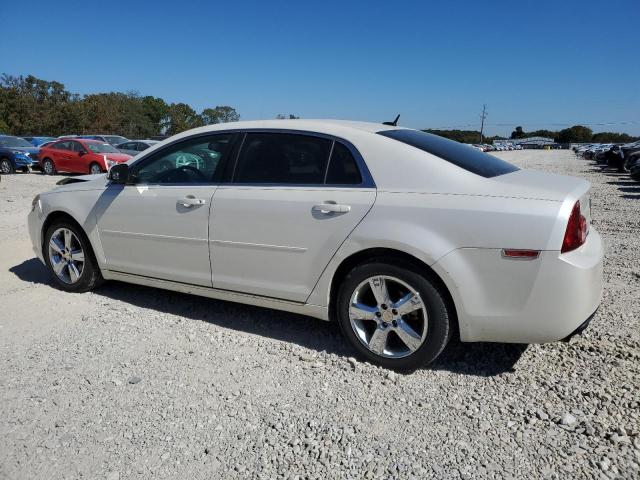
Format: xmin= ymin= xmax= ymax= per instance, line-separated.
xmin=28 ymin=206 xmax=45 ymax=264
xmin=434 ymin=228 xmax=604 ymax=343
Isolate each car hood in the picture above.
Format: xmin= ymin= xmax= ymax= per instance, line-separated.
xmin=13 ymin=146 xmax=39 ymax=154
xmin=102 ymin=153 xmax=131 ymax=162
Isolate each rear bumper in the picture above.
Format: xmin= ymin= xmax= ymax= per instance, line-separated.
xmin=433 ymin=228 xmax=604 ymax=343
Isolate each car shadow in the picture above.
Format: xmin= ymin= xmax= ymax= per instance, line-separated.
xmin=9 ymin=258 xmax=528 ymax=376
xmin=9 ymin=258 xmax=50 ymax=285
xmin=622 ymin=194 xmax=640 ymax=200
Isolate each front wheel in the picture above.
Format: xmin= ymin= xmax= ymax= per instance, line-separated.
xmin=0 ymin=158 xmax=15 ymax=174
xmin=89 ymin=162 xmax=103 ymax=175
xmin=336 ymin=259 xmax=452 ymax=371
xmin=42 ymin=158 xmax=56 ymax=175
xmin=44 ymin=222 xmax=104 ymax=292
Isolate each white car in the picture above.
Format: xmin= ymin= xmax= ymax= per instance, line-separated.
xmin=28 ymin=120 xmax=604 ymax=370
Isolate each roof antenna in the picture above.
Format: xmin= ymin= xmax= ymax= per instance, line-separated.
xmin=383 ymin=114 xmax=400 ymax=126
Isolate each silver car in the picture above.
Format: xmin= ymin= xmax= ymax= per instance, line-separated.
xmin=116 ymin=140 xmax=159 ymax=157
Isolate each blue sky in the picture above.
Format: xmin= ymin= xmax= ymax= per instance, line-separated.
xmin=1 ymin=0 xmax=638 ymax=136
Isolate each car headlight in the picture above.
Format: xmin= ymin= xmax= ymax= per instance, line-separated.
xmin=106 ymin=159 xmax=118 ymax=169
xmin=31 ymin=194 xmax=41 ymax=212
xmin=11 ymin=150 xmax=27 ymax=157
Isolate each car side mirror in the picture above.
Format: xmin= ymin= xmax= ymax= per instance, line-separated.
xmin=108 ymin=163 xmax=129 ymax=183
xmin=78 ymin=150 xmax=85 ymax=156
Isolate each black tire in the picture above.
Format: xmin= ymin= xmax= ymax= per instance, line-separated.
xmin=42 ymin=158 xmax=56 ymax=175
xmin=89 ymin=162 xmax=102 ymax=175
xmin=0 ymin=158 xmax=15 ymax=174
xmin=43 ymin=221 xmax=104 ymax=293
xmin=336 ymin=258 xmax=452 ymax=371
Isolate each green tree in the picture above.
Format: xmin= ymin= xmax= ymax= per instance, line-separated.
xmin=556 ymin=125 xmax=593 ymax=143
xmin=510 ymin=126 xmax=526 ymax=139
xmin=165 ymin=103 xmax=203 ymax=135
xmin=201 ymin=106 xmax=240 ymax=125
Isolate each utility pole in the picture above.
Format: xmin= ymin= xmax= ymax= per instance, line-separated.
xmin=479 ymin=104 xmax=487 ymax=143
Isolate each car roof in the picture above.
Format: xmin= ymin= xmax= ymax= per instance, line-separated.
xmin=165 ymin=119 xmax=398 ymax=140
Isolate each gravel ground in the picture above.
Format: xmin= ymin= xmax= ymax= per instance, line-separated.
xmin=0 ymin=150 xmax=638 ymax=480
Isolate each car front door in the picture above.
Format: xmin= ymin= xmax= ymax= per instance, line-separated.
xmin=69 ymin=141 xmax=88 ymax=173
xmin=95 ymin=132 xmax=238 ymax=286
xmin=209 ymin=132 xmax=376 ymax=302
xmin=52 ymin=141 xmax=72 ymax=171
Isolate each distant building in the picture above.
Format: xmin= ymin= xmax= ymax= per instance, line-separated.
xmin=494 ymin=137 xmax=557 ymax=149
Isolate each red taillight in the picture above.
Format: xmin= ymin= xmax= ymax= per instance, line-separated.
xmin=561 ymin=201 xmax=588 ymax=253
xmin=502 ymin=249 xmax=540 ymax=259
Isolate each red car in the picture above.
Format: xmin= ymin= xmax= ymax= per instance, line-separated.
xmin=39 ymin=138 xmax=132 ymax=175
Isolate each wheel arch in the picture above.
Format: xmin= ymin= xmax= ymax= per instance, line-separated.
xmin=327 ymin=247 xmax=459 ymax=339
xmin=41 ymin=210 xmax=100 ymax=267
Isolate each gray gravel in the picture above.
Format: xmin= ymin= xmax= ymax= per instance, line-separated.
xmin=0 ymin=150 xmax=639 ymax=479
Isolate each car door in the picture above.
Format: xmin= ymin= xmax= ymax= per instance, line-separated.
xmin=68 ymin=141 xmax=88 ymax=173
xmin=209 ymin=132 xmax=376 ymax=302
xmin=52 ymin=141 xmax=73 ymax=171
xmin=95 ymin=132 xmax=238 ymax=286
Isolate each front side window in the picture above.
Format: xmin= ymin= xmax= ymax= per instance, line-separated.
xmin=234 ymin=133 xmax=332 ymax=184
xmin=132 ymin=133 xmax=234 ymax=184
xmin=70 ymin=141 xmax=86 ymax=153
xmin=54 ymin=141 xmax=71 ymax=151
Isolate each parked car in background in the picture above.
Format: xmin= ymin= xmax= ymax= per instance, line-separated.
xmin=39 ymin=138 xmax=131 ymax=175
xmin=23 ymin=136 xmax=56 ymax=147
xmin=0 ymin=135 xmax=41 ymax=173
xmin=115 ymin=139 xmax=159 ymax=156
xmin=27 ymin=119 xmax=603 ymax=370
xmin=80 ymin=135 xmax=129 ymax=146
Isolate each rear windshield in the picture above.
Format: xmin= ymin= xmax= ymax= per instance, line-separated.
xmin=378 ymin=129 xmax=519 ymax=178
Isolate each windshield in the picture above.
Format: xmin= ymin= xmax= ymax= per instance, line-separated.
xmin=378 ymin=129 xmax=520 ymax=178
xmin=87 ymin=143 xmax=119 ymax=153
xmin=103 ymin=136 xmax=128 ymax=145
xmin=0 ymin=136 xmax=33 ymax=148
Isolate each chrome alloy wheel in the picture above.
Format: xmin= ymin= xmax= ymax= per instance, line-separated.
xmin=1 ymin=159 xmax=12 ymax=174
xmin=48 ymin=228 xmax=85 ymax=284
xmin=90 ymin=163 xmax=102 ymax=175
xmin=349 ymin=275 xmax=428 ymax=359
xmin=43 ymin=160 xmax=54 ymax=175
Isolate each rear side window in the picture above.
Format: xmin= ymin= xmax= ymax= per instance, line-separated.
xmin=234 ymin=133 xmax=332 ymax=184
xmin=326 ymin=142 xmax=362 ymax=185
xmin=378 ymin=129 xmax=519 ymax=178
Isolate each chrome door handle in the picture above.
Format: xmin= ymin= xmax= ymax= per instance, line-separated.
xmin=178 ymin=196 xmax=206 ymax=208
xmin=313 ymin=202 xmax=351 ymax=214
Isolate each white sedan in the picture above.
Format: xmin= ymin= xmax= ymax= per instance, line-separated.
xmin=27 ymin=120 xmax=603 ymax=371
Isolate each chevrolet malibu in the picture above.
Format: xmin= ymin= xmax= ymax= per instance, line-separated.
xmin=27 ymin=120 xmax=603 ymax=370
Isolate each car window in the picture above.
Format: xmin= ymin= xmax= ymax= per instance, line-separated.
xmin=234 ymin=133 xmax=332 ymax=184
xmin=325 ymin=142 xmax=363 ymax=185
xmin=378 ymin=129 xmax=520 ymax=178
xmin=55 ymin=141 xmax=71 ymax=151
xmin=132 ymin=133 xmax=234 ymax=184
xmin=70 ymin=141 xmax=85 ymax=153
xmin=119 ymin=142 xmax=133 ymax=150
xmin=137 ymin=142 xmax=149 ymax=151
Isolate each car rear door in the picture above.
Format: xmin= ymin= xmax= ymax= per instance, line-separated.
xmin=209 ymin=132 xmax=376 ymax=302
xmin=95 ymin=132 xmax=238 ymax=286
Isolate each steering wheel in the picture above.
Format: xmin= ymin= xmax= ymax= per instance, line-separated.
xmin=176 ymin=165 xmax=207 ymax=181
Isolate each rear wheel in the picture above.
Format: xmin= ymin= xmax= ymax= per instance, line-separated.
xmin=44 ymin=221 xmax=103 ymax=292
xmin=42 ymin=158 xmax=56 ymax=175
xmin=336 ymin=258 xmax=451 ymax=371
xmin=0 ymin=158 xmax=14 ymax=174
xmin=89 ymin=162 xmax=102 ymax=175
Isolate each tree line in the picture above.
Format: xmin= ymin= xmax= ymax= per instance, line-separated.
xmin=510 ymin=125 xmax=638 ymax=144
xmin=0 ymin=74 xmax=240 ymax=138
